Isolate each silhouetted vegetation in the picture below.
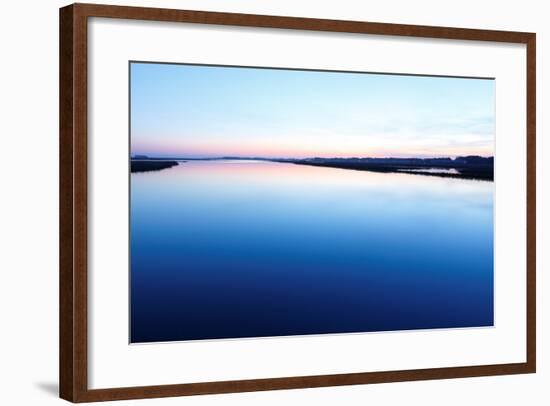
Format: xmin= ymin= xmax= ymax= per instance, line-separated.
xmin=292 ymin=156 xmax=493 ymax=181
xmin=131 ymin=160 xmax=179 ymax=173
xmin=129 ymin=155 xmax=493 ymax=180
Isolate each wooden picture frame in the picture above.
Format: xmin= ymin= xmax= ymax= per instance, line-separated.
xmin=60 ymin=3 xmax=536 ymax=402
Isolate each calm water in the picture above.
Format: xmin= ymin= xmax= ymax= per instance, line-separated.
xmin=130 ymin=161 xmax=494 ymax=343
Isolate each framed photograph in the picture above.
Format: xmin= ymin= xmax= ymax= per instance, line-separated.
xmin=59 ymin=3 xmax=536 ymax=402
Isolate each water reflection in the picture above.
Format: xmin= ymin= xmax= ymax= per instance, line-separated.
xmin=131 ymin=160 xmax=493 ymax=343
xmin=398 ymin=168 xmax=460 ymax=175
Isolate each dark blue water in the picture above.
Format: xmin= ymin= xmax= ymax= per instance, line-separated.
xmin=130 ymin=161 xmax=493 ymax=343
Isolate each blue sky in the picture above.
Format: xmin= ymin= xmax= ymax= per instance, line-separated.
xmin=130 ymin=62 xmax=495 ymax=158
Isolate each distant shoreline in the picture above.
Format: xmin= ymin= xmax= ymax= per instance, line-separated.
xmin=292 ymin=161 xmax=493 ymax=181
xmin=130 ymin=155 xmax=493 ymax=180
xmin=130 ymin=160 xmax=180 ymax=173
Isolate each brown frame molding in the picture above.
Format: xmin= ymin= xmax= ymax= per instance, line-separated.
xmin=59 ymin=3 xmax=536 ymax=402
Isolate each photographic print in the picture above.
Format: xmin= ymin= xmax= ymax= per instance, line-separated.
xmin=129 ymin=62 xmax=494 ymax=343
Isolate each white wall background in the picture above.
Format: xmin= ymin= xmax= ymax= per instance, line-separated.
xmin=0 ymin=0 xmax=546 ymax=404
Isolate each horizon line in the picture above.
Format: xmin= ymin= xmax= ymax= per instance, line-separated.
xmin=130 ymin=154 xmax=494 ymax=160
